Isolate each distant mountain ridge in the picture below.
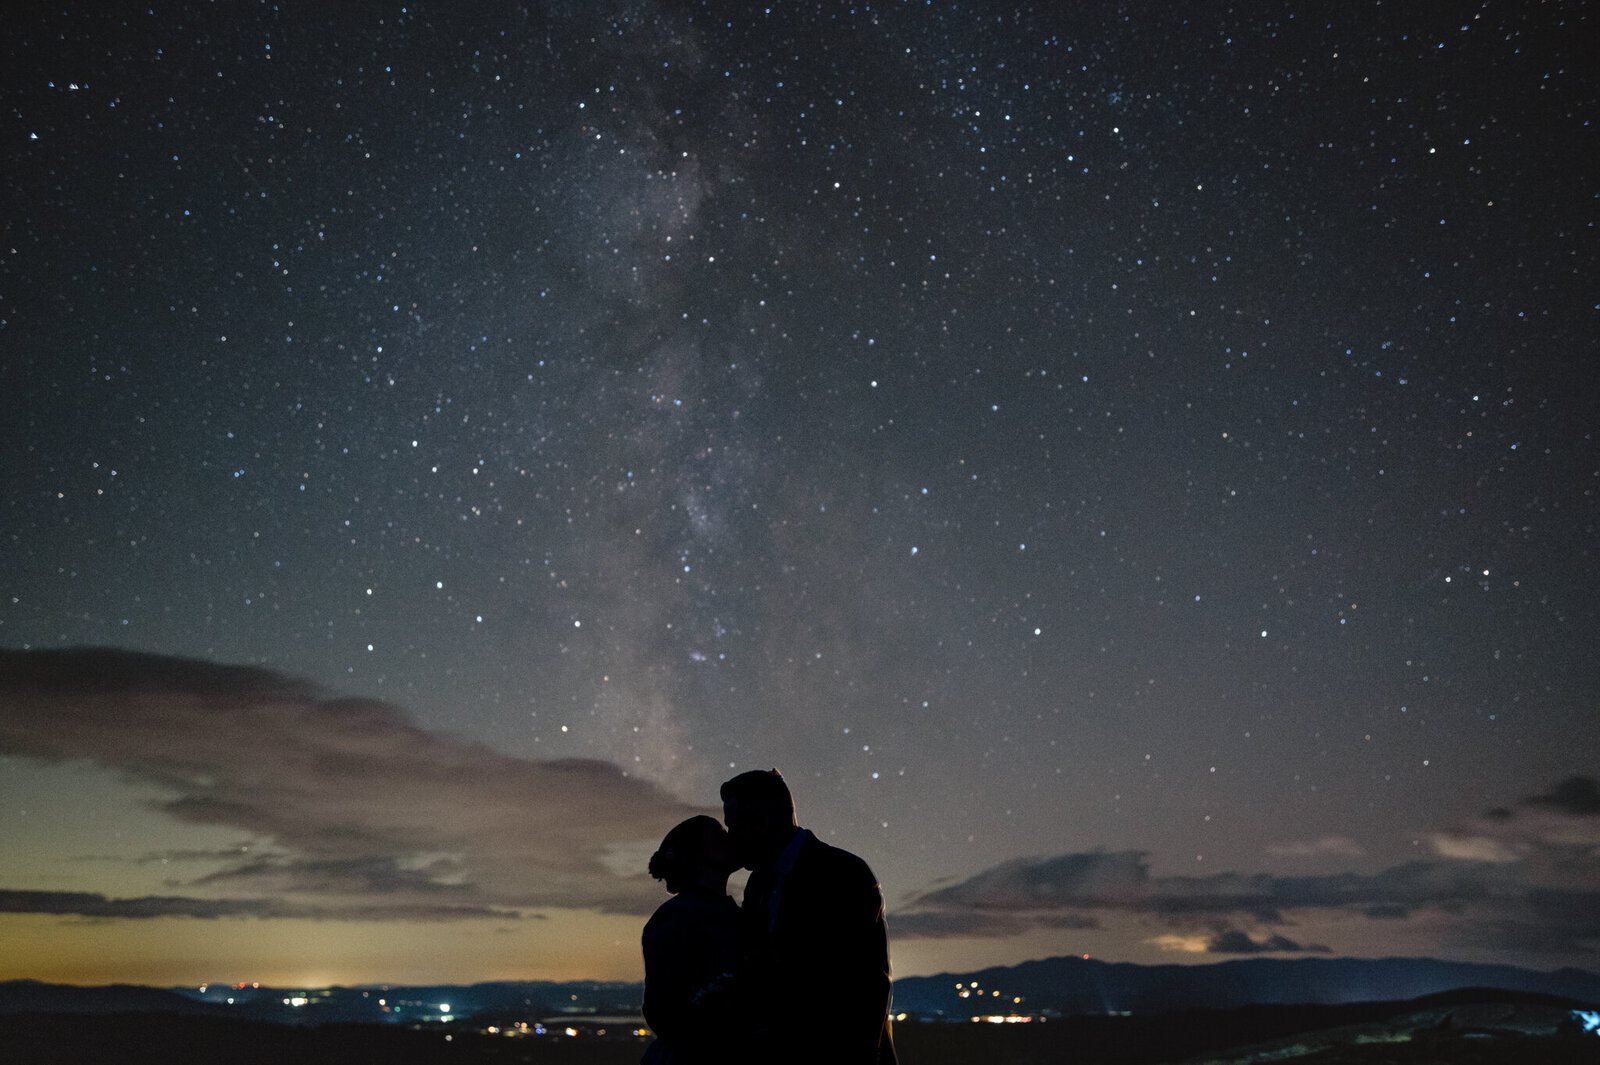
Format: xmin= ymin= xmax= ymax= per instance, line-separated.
xmin=0 ymin=981 xmax=223 ymax=1017
xmin=2 ymin=955 xmax=1595 ymax=1025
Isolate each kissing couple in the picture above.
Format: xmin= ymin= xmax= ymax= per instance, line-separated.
xmin=640 ymin=768 xmax=897 ymax=1065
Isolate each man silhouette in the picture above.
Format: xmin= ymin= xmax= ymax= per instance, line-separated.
xmin=721 ymin=768 xmax=895 ymax=1064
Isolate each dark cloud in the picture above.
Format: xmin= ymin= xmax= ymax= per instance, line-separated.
xmin=131 ymin=847 xmax=275 ymax=866
xmin=0 ymin=889 xmax=269 ymax=920
xmin=1432 ymin=776 xmax=1600 ymax=865
xmin=0 ymin=647 xmax=706 ymax=919
xmin=896 ymin=843 xmax=1599 ymax=959
xmin=1267 ymin=862 xmax=1523 ymax=911
xmin=1524 ymin=777 xmax=1600 ymax=817
xmin=909 ymin=850 xmax=1464 ymax=925
xmin=0 ymin=888 xmax=521 ymax=922
xmin=1422 ymin=886 xmax=1600 ymax=959
xmin=1207 ymin=931 xmax=1330 ymax=955
xmin=192 ymin=855 xmax=476 ymax=897
xmin=888 ymin=909 xmax=1098 ymax=940
xmin=910 ymin=851 xmax=1155 ymax=912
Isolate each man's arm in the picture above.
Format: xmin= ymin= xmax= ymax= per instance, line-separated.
xmin=799 ymin=848 xmax=894 ymax=1048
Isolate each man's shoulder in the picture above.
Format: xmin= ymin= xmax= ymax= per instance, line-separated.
xmin=798 ymin=832 xmax=879 ymax=885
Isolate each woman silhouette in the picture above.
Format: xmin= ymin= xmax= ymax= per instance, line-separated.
xmin=641 ymin=814 xmax=742 ymax=1064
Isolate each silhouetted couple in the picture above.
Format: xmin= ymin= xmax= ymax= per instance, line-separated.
xmin=641 ymin=768 xmax=896 ymax=1064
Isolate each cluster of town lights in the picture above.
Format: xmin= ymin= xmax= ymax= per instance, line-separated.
xmin=955 ymin=980 xmax=1033 ymax=1023
xmin=201 ymin=978 xmax=1058 ymax=1033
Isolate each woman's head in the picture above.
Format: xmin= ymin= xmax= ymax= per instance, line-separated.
xmin=648 ymin=815 xmax=734 ymax=894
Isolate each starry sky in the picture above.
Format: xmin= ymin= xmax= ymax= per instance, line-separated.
xmin=2 ymin=1 xmax=1597 ymax=988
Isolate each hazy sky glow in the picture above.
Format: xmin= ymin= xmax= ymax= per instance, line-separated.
xmin=2 ymin=1 xmax=1597 ymax=986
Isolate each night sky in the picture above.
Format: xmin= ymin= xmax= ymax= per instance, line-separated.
xmin=3 ymin=1 xmax=1597 ymax=988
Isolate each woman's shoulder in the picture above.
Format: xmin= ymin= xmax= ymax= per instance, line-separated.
xmin=677 ymin=888 xmax=739 ymax=920
xmin=647 ymin=890 xmax=736 ymax=929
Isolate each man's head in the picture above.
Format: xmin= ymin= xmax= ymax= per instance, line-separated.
xmin=720 ymin=767 xmax=797 ymax=870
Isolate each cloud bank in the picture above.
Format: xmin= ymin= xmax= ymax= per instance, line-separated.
xmin=0 ymin=647 xmax=705 ymax=921
xmin=5 ymin=647 xmax=1597 ymax=966
xmin=894 ymin=779 xmax=1600 ymax=958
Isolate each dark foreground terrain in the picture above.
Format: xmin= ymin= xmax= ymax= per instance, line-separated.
xmin=895 ymin=997 xmax=1600 ymax=1064
xmin=2 ymin=990 xmax=1595 ymax=1064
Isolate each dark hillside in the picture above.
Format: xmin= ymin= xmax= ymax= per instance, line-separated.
xmin=0 ymin=1012 xmax=644 ymax=1065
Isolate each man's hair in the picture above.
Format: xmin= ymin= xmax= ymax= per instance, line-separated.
xmin=720 ymin=767 xmax=794 ymax=815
